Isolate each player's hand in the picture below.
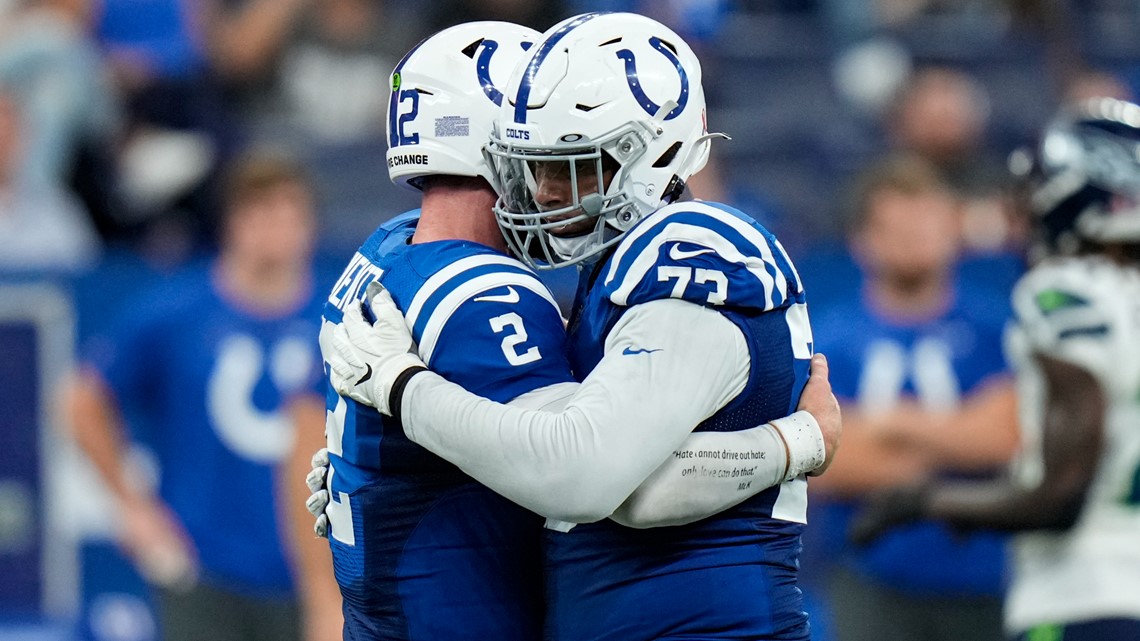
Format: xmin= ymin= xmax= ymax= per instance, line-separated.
xmin=305 ymin=448 xmax=331 ymax=538
xmin=848 ymin=483 xmax=929 ymax=546
xmin=120 ymin=495 xmax=198 ymax=591
xmin=798 ymin=353 xmax=842 ymax=476
xmin=321 ymin=282 xmax=427 ymax=415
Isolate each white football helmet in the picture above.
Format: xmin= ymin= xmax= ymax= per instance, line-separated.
xmin=485 ymin=12 xmax=719 ymax=268
xmin=385 ymin=22 xmax=540 ymax=191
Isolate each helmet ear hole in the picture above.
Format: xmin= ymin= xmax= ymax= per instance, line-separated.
xmin=653 ymin=142 xmax=682 ymax=168
xmin=461 ymin=39 xmax=485 ymax=58
xmin=662 ymin=175 xmax=686 ymax=203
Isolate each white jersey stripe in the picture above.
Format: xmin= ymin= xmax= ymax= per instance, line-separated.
xmin=604 ymin=206 xmax=678 ymax=284
xmin=604 ymin=201 xmax=790 ymax=309
xmin=773 ymin=238 xmax=804 ymax=293
xmin=786 ymin=302 xmax=813 ymax=359
xmin=418 ymin=272 xmax=561 ymax=364
xmin=405 ymin=254 xmax=537 ymax=328
xmin=681 ymin=201 xmax=790 ymax=301
xmin=771 ymin=477 xmax=808 ymax=524
xmin=609 ymin=221 xmax=782 ymax=307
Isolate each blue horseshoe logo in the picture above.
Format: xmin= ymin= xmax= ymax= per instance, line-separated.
xmin=476 ymin=39 xmax=504 ymax=106
xmin=615 ymin=37 xmax=689 ymax=120
xmin=476 ymin=40 xmax=533 ymax=106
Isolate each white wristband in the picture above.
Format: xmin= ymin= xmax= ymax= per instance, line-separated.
xmin=769 ymin=410 xmax=826 ymax=482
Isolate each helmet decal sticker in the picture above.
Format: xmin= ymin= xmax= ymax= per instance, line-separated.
xmin=616 ymin=37 xmax=689 ymax=120
xmin=476 ymin=39 xmax=505 ymax=106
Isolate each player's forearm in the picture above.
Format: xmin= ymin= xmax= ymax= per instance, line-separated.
xmin=808 ymin=409 xmax=930 ymax=497
xmin=403 ymin=300 xmax=749 ymax=522
xmin=611 ymin=423 xmax=789 ymax=528
xmin=926 ymin=478 xmax=1086 ymax=532
xmin=612 ymin=409 xmax=827 ymax=527
xmin=281 ymin=395 xmax=342 ymax=633
xmin=889 ymin=379 xmax=1020 ymax=471
xmin=402 ymin=375 xmax=634 ymax=521
xmin=201 ymin=0 xmax=311 ymax=78
xmin=64 ymin=369 xmax=138 ymax=503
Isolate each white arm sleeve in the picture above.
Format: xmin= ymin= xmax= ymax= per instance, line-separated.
xmin=611 ymin=410 xmax=823 ymax=528
xmin=401 ymin=298 xmax=749 ymax=523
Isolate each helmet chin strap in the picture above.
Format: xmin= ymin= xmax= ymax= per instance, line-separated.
xmin=546 ymin=214 xmax=618 ymax=264
xmin=548 ymin=233 xmax=594 ymax=262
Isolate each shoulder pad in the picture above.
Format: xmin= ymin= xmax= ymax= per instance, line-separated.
xmin=1011 ymin=257 xmax=1118 ymax=349
xmin=599 ymin=200 xmax=804 ymax=311
xmin=1010 ymin=256 xmax=1140 ymax=397
xmin=358 ymin=210 xmax=420 ymax=260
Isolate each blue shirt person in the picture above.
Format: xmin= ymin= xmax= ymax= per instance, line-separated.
xmin=67 ymin=153 xmax=333 ymax=641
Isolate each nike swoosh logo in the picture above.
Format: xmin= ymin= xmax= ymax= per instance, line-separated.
xmin=355 ymin=363 xmax=373 ymax=385
xmin=474 ymin=286 xmax=520 ymax=304
xmin=669 ymin=243 xmax=715 ymax=261
xmin=622 ymin=346 xmax=662 ymax=356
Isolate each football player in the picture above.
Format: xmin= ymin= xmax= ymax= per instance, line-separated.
xmin=316 ymin=23 xmax=563 ymax=641
xmin=323 ymin=12 xmax=840 ymax=641
xmin=315 ymin=18 xmax=841 ymax=641
xmin=850 ymin=97 xmax=1140 ymax=640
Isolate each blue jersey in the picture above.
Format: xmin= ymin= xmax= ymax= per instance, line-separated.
xmin=553 ymin=201 xmax=815 ymax=641
xmin=322 ymin=212 xmax=575 ymax=641
xmin=89 ymin=264 xmax=325 ymax=596
xmin=809 ymin=283 xmax=1011 ymax=596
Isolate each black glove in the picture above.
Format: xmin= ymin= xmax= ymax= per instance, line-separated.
xmin=849 ymin=483 xmax=930 ymax=547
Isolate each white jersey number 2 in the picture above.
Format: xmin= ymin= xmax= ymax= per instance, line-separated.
xmin=489 ymin=312 xmax=542 ymax=366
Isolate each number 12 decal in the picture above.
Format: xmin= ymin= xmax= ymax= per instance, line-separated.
xmin=396 ymin=89 xmax=420 ymax=145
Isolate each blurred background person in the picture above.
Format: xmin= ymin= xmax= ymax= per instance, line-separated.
xmin=201 ymin=0 xmax=413 ymax=146
xmin=0 ymin=87 xmax=101 ymax=272
xmin=62 ymin=151 xmax=339 ymax=641
xmin=200 ymin=0 xmax=426 ymax=253
xmin=0 ymin=0 xmax=119 ymax=192
xmin=802 ymin=154 xmax=1020 ymax=641
xmin=850 ymin=96 xmax=1140 ymax=641
xmin=93 ymin=0 xmax=237 ymax=256
xmin=877 ymin=66 xmax=1023 ymax=262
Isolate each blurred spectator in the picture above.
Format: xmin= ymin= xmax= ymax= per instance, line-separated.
xmin=94 ymin=0 xmax=241 ymax=253
xmin=0 ymin=0 xmax=123 ymax=246
xmin=887 ymin=66 xmax=1020 ymax=254
xmin=196 ymin=0 xmax=425 ymax=257
xmin=0 ymin=88 xmax=101 ymax=271
xmin=804 ymin=154 xmax=1019 ymax=641
xmin=63 ymin=151 xmax=340 ymax=641
xmin=0 ymin=0 xmax=118 ymax=188
xmin=821 ymin=0 xmax=1010 ymax=47
xmin=1062 ymin=67 xmax=1134 ymax=104
xmin=203 ymin=0 xmax=412 ymax=145
xmin=888 ymin=67 xmax=999 ymax=199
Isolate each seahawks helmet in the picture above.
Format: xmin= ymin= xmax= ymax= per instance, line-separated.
xmin=385 ymin=22 xmax=540 ymax=190
xmin=1029 ymin=97 xmax=1140 ymax=255
xmin=485 ymin=12 xmax=720 ymax=269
